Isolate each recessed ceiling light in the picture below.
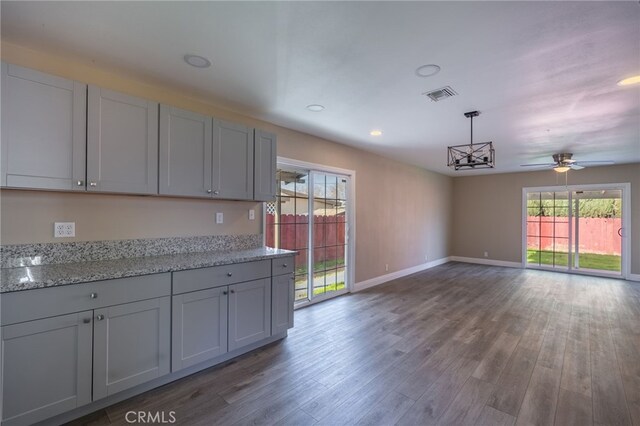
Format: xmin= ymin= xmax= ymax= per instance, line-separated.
xmin=306 ymin=104 xmax=325 ymax=112
xmin=184 ymin=54 xmax=211 ymax=68
xmin=370 ymin=130 xmax=383 ymax=136
xmin=415 ymin=64 xmax=441 ymax=78
xmin=617 ymin=75 xmax=640 ymax=86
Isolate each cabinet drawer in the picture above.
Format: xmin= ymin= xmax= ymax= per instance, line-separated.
xmin=1 ymin=273 xmax=171 ymax=326
xmin=172 ymin=260 xmax=270 ymax=295
xmin=272 ymin=256 xmax=295 ymax=276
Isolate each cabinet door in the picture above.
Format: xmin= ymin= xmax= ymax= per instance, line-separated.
xmin=271 ymin=273 xmax=294 ymax=335
xmin=253 ymin=129 xmax=277 ymax=201
xmin=212 ymin=119 xmax=254 ymax=200
xmin=171 ymin=287 xmax=228 ymax=372
xmin=93 ymin=297 xmax=170 ymax=400
xmin=87 ymin=86 xmax=158 ymax=194
xmin=228 ymin=278 xmax=271 ymax=351
xmin=1 ymin=312 xmax=92 ymax=426
xmin=1 ymin=62 xmax=86 ymax=191
xmin=159 ymin=105 xmax=212 ymax=197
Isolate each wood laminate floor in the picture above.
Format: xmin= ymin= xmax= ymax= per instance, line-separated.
xmin=72 ymin=262 xmax=640 ymax=426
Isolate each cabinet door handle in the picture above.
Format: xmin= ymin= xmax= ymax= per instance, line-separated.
xmin=90 ymin=292 xmax=98 ymax=299
xmin=227 ymin=272 xmax=233 ymax=277
xmin=83 ymin=318 xmax=92 ymax=324
xmin=213 ymin=190 xmax=220 ymax=195
xmin=230 ymin=289 xmax=235 ymax=294
xmin=96 ymin=314 xmax=105 ymax=321
xmin=223 ymin=290 xmax=228 ymax=295
xmin=89 ymin=182 xmax=97 ymax=187
xmin=207 ymin=189 xmax=212 ymax=194
xmin=76 ymin=180 xmax=84 ymax=186
xmin=282 ymin=264 xmax=288 ymax=268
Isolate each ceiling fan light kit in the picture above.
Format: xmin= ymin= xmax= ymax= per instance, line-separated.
xmin=447 ymin=111 xmax=495 ymax=171
xmin=521 ymin=152 xmax=613 ymax=172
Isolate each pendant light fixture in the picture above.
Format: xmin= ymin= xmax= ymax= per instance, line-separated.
xmin=447 ymin=111 xmax=495 ymax=170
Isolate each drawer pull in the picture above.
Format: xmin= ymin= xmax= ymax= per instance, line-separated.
xmin=90 ymin=292 xmax=98 ymax=299
xmin=96 ymin=314 xmax=105 ymax=321
xmin=227 ymin=272 xmax=233 ymax=277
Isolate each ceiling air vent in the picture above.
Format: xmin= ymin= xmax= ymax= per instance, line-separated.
xmin=423 ymin=86 xmax=457 ymax=102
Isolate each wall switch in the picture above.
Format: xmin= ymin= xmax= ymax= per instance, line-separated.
xmin=249 ymin=209 xmax=255 ymax=220
xmin=484 ymin=251 xmax=489 ymax=258
xmin=216 ymin=212 xmax=224 ymax=224
xmin=54 ymin=222 xmax=75 ymax=238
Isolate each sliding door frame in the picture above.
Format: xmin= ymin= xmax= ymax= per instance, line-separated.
xmin=522 ymin=182 xmax=631 ymax=280
xmin=268 ymin=157 xmax=356 ymax=309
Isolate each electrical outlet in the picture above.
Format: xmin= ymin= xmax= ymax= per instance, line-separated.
xmin=216 ymin=212 xmax=224 ymax=224
xmin=54 ymin=222 xmax=75 ymax=238
xmin=249 ymin=209 xmax=255 ymax=220
xmin=484 ymin=251 xmax=489 ymax=258
xmin=385 ymin=264 xmax=389 ymax=272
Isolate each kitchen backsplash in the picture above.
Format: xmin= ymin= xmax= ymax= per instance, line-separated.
xmin=0 ymin=234 xmax=263 ymax=268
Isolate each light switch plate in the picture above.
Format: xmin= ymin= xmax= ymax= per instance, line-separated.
xmin=249 ymin=209 xmax=255 ymax=220
xmin=216 ymin=212 xmax=224 ymax=224
xmin=54 ymin=222 xmax=75 ymax=238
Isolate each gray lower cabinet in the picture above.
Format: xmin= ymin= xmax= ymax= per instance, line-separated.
xmin=93 ymin=297 xmax=171 ymax=400
xmin=171 ymin=287 xmax=228 ymax=372
xmin=1 ymin=62 xmax=87 ymax=191
xmin=253 ymin=129 xmax=277 ymax=201
xmin=228 ymin=278 xmax=271 ymax=351
xmin=0 ymin=312 xmax=93 ymax=426
xmin=271 ymin=273 xmax=295 ymax=335
xmin=87 ymin=86 xmax=158 ymax=195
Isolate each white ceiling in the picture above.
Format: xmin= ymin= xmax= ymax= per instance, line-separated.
xmin=2 ymin=1 xmax=639 ymax=176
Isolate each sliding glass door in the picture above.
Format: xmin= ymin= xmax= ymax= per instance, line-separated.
xmin=524 ymin=184 xmax=628 ymax=277
xmin=266 ymin=166 xmax=351 ymax=304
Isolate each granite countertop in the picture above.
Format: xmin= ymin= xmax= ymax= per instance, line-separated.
xmin=0 ymin=247 xmax=296 ymax=293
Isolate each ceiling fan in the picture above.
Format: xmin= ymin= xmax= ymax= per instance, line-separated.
xmin=520 ymin=153 xmax=614 ymax=173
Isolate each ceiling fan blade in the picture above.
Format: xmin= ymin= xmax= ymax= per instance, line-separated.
xmin=520 ymin=163 xmax=556 ymax=167
xmin=570 ymin=164 xmax=585 ymax=170
xmin=574 ymin=160 xmax=615 ymax=165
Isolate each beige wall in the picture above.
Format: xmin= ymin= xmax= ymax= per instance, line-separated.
xmin=451 ymin=164 xmax=640 ymax=274
xmin=0 ymin=42 xmax=452 ymax=283
xmin=0 ymin=190 xmax=261 ymax=243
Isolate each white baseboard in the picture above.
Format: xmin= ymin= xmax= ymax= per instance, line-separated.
xmin=449 ymin=256 xmax=523 ymax=269
xmin=353 ymin=257 xmax=450 ymax=292
xmin=628 ymin=273 xmax=640 ymax=282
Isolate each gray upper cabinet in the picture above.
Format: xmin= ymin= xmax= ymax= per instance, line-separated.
xmin=87 ymin=86 xmax=158 ymax=195
xmin=253 ymin=129 xmax=277 ymax=201
xmin=228 ymin=278 xmax=271 ymax=351
xmin=212 ymin=119 xmax=254 ymax=200
xmin=159 ymin=105 xmax=212 ymax=197
xmin=171 ymin=287 xmax=228 ymax=372
xmin=1 ymin=312 xmax=92 ymax=426
xmin=1 ymin=62 xmax=87 ymax=191
xmin=93 ymin=297 xmax=170 ymax=400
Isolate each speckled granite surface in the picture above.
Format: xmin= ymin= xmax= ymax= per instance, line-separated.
xmin=0 ymin=235 xmax=262 ymax=268
xmin=1 ymin=247 xmax=296 ymax=293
